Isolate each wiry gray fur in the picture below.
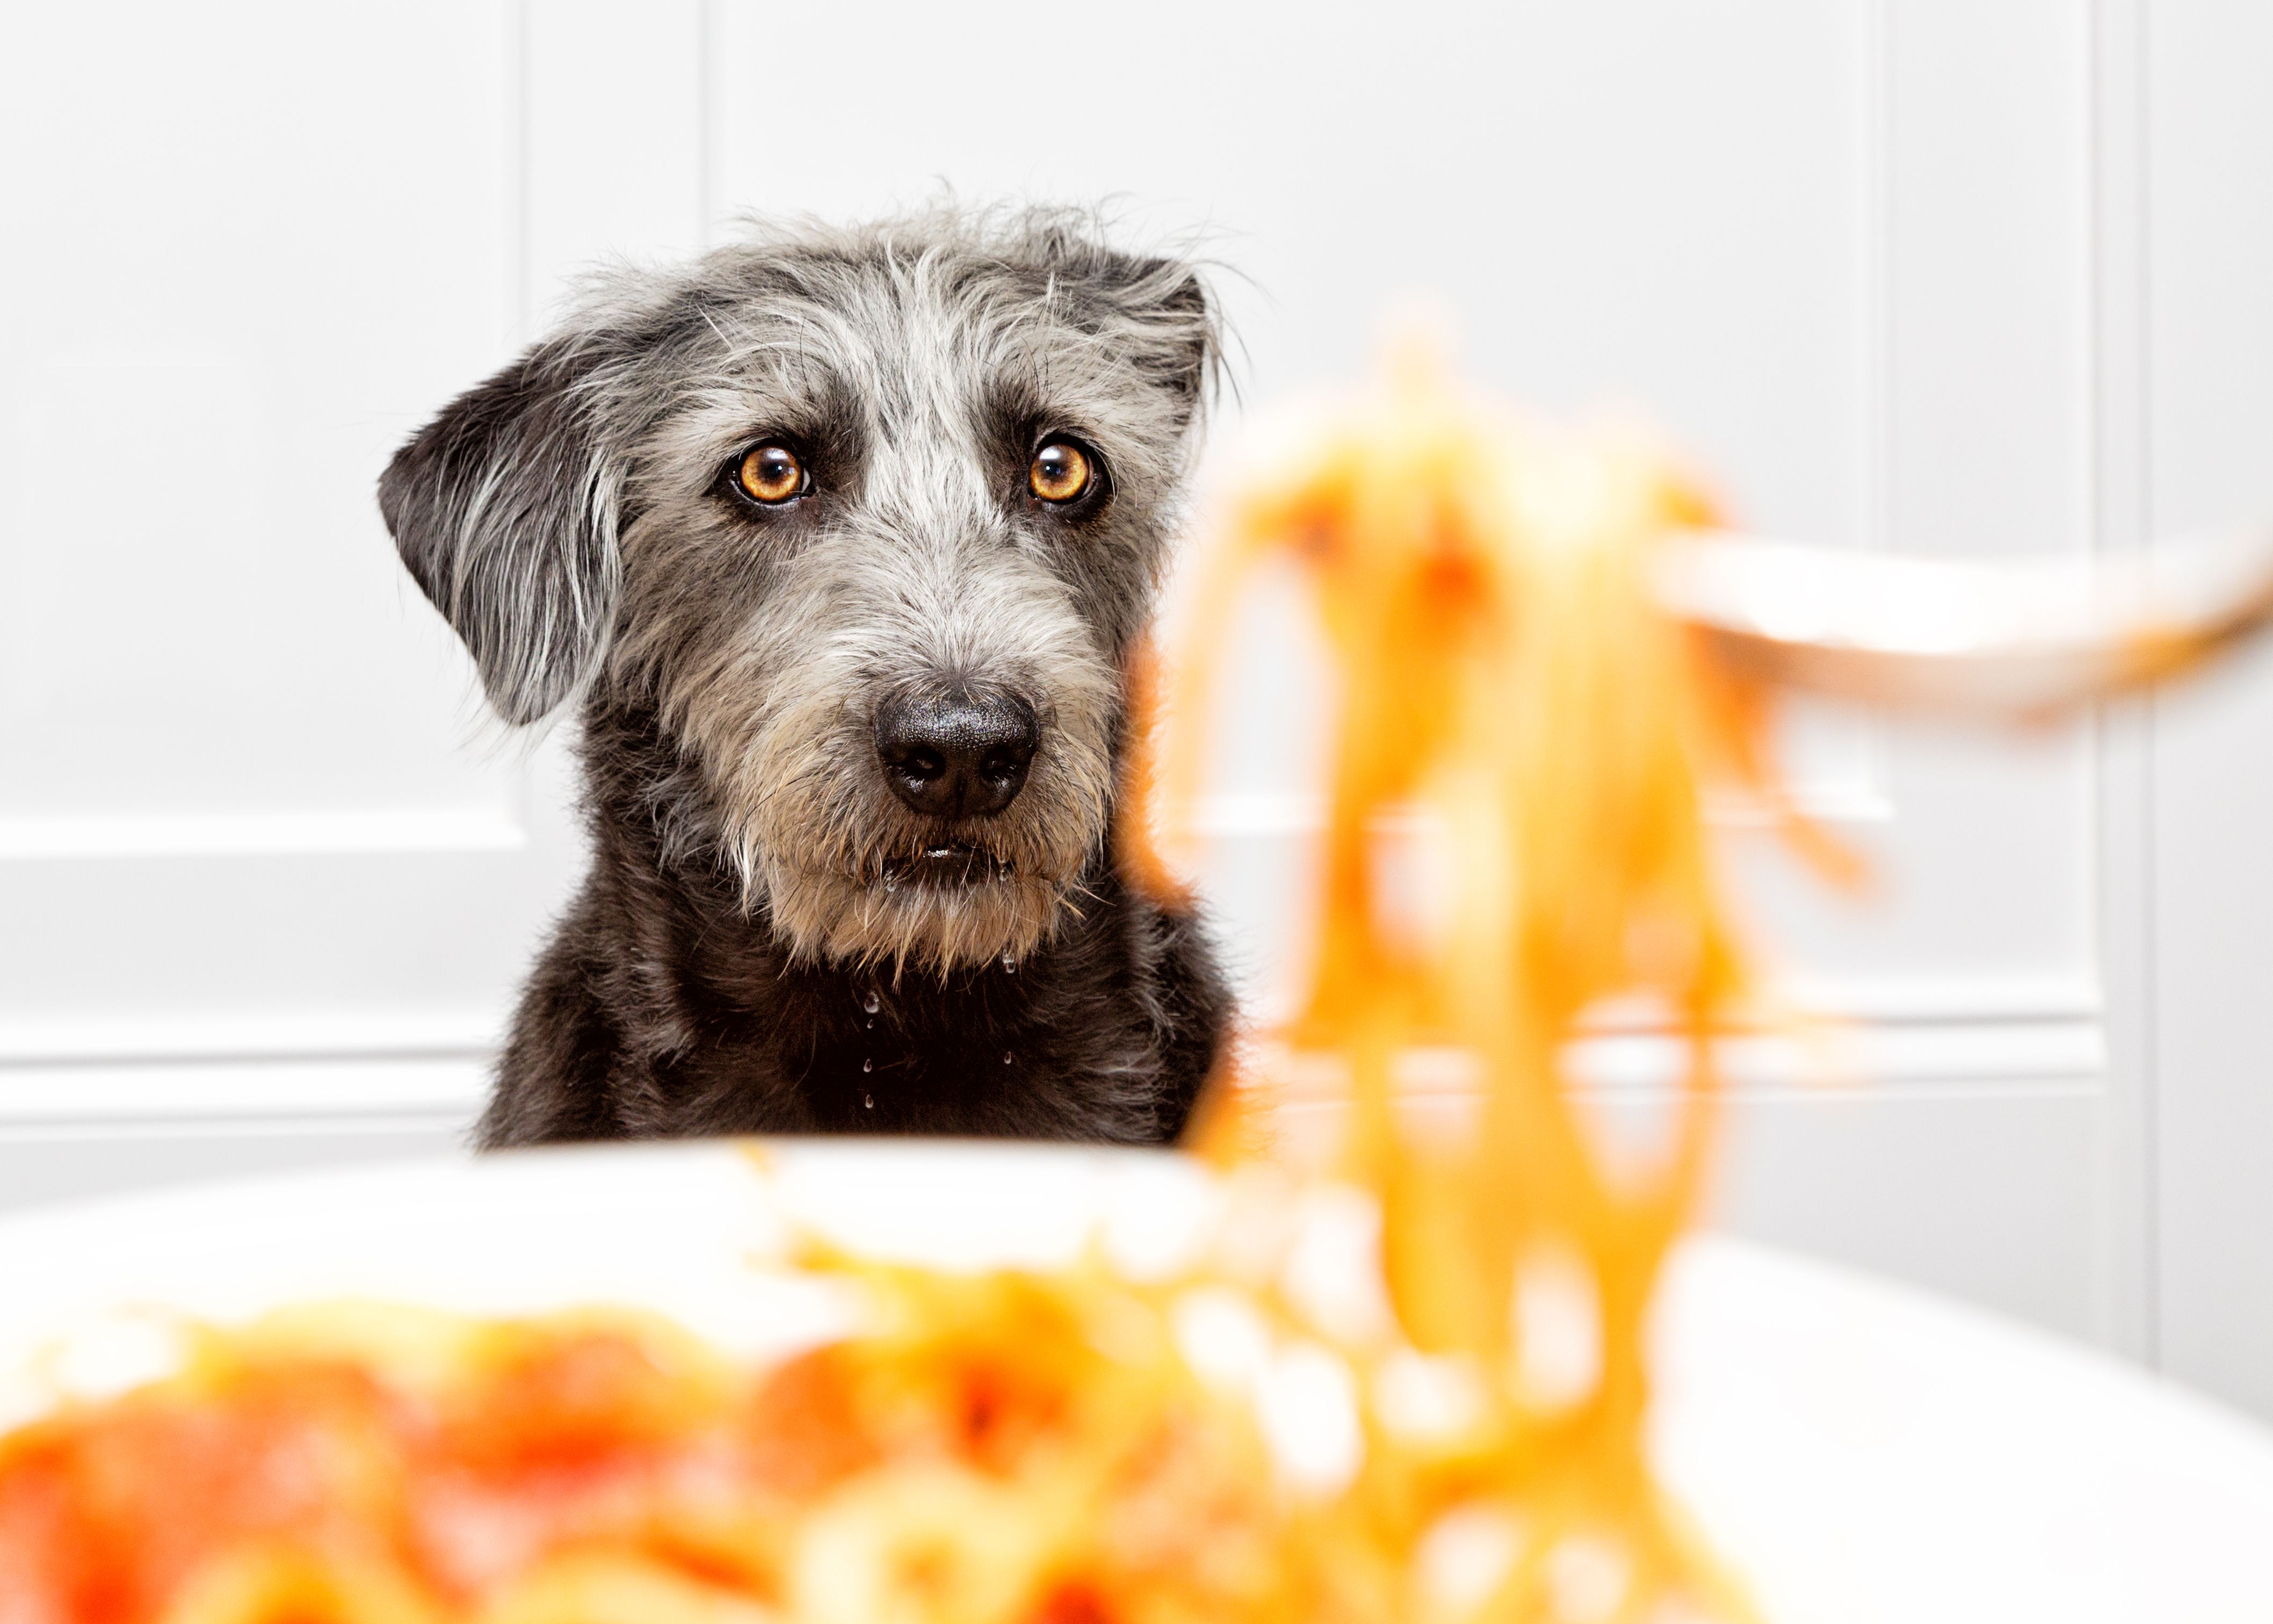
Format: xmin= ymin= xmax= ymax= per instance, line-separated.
xmin=380 ymin=205 xmax=1234 ymax=1146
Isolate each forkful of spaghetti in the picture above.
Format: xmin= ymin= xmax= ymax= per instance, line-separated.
xmin=1122 ymin=327 xmax=2273 ymax=1623
xmin=1127 ymin=334 xmax=1833 ymax=1624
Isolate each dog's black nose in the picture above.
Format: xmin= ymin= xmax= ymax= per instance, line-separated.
xmin=874 ymin=693 xmax=1040 ymax=819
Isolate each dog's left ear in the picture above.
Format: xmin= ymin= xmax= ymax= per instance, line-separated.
xmin=379 ymin=336 xmax=623 ymax=726
xmin=1149 ymin=265 xmax=1219 ymax=430
xmin=1085 ymin=251 xmax=1222 ymax=433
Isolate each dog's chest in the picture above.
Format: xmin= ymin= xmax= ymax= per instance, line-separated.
xmin=738 ymin=958 xmax=1129 ymax=1137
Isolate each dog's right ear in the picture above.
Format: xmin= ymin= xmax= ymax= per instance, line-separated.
xmin=379 ymin=339 xmax=621 ymax=726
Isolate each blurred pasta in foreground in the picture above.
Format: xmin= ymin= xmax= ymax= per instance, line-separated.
xmin=0 ymin=346 xmax=1841 ymax=1624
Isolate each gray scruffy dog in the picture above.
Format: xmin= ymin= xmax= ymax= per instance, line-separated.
xmin=380 ymin=206 xmax=1233 ymax=1148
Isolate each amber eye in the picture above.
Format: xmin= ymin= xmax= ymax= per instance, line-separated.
xmin=1029 ymin=440 xmax=1094 ymax=504
xmin=735 ymin=444 xmax=806 ymax=504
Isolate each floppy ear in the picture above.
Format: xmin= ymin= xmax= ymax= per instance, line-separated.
xmin=1113 ymin=257 xmax=1221 ymax=433
xmin=379 ymin=339 xmax=622 ymax=725
xmin=1030 ymin=220 xmax=1223 ymax=434
xmin=1145 ymin=263 xmax=1218 ymax=424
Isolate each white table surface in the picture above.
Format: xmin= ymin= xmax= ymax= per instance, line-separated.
xmin=0 ymin=1140 xmax=2267 ymax=1623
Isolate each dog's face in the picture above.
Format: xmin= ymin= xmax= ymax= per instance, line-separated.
xmin=380 ymin=211 xmax=1217 ymax=974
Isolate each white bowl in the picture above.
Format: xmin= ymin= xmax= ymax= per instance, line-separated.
xmin=2 ymin=1139 xmax=2270 ymax=1624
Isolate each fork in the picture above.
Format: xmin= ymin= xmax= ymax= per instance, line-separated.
xmin=1653 ymin=526 xmax=2273 ymax=720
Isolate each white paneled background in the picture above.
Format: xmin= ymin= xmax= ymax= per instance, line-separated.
xmin=3 ymin=2 xmax=2271 ymax=1419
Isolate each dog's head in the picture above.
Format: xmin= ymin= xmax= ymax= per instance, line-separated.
xmin=380 ymin=207 xmax=1219 ymax=975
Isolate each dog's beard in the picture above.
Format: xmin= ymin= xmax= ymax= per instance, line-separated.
xmin=757 ymin=850 xmax=1080 ymax=974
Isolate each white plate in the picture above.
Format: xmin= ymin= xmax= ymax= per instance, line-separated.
xmin=2 ymin=1139 xmax=2270 ymax=1623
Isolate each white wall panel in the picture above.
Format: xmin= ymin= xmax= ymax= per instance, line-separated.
xmin=710 ymin=0 xmax=1866 ymax=540
xmin=0 ymin=3 xmax=578 ymax=1154
xmin=1734 ymin=0 xmax=2095 ymax=1011
xmin=2144 ymin=0 xmax=2273 ymax=1420
xmin=0 ymin=5 xmax=516 ymax=829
